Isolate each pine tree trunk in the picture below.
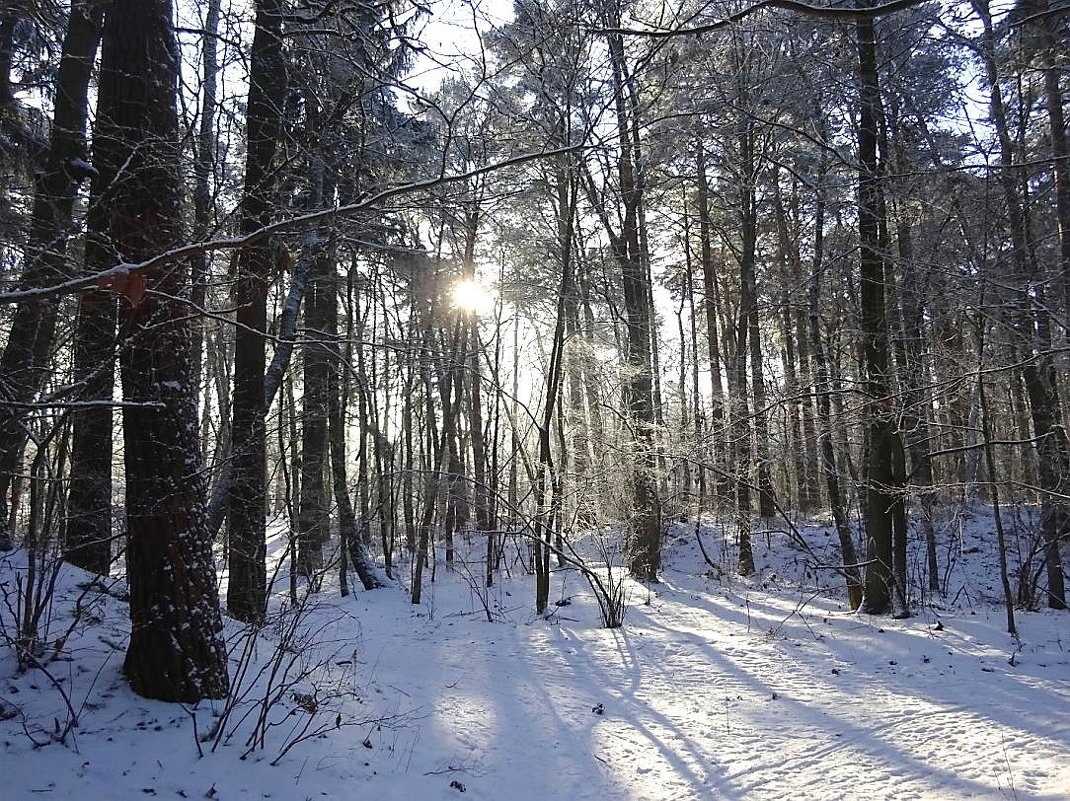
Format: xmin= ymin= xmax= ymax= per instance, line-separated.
xmin=64 ymin=284 xmax=114 ymax=574
xmin=974 ymin=0 xmax=1067 ymax=608
xmin=857 ymin=13 xmax=901 ymax=615
xmin=683 ymin=214 xmax=706 ymax=504
xmin=731 ymin=181 xmax=756 ymax=576
xmin=97 ymin=0 xmax=228 ymax=702
xmin=297 ymin=229 xmax=332 ymax=580
xmin=328 ymin=295 xmax=386 ymax=592
xmin=892 ymin=222 xmax=940 ymax=594
xmin=696 ymin=144 xmax=727 ymax=508
xmin=604 ymin=17 xmax=660 ymax=581
xmin=0 ymin=0 xmax=105 ymax=551
xmin=226 ymin=0 xmax=286 ymax=623
xmin=809 ymin=206 xmax=864 ymax=609
xmin=61 ymin=1 xmax=113 ymax=574
xmin=189 ymin=0 xmax=220 ymax=408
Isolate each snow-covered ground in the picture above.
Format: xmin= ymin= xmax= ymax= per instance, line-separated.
xmin=2 ymin=508 xmax=1068 ymax=800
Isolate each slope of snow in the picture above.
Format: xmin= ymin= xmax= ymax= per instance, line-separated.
xmin=2 ymin=509 xmax=1068 ymax=800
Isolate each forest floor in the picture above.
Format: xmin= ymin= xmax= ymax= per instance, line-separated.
xmin=2 ymin=505 xmax=1069 ymax=800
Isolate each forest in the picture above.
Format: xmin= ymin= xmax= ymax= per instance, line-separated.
xmin=0 ymin=0 xmax=1068 ymax=798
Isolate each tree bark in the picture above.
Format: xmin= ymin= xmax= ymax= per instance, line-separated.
xmin=856 ymin=11 xmax=904 ymax=616
xmin=189 ymin=0 xmax=220 ymax=405
xmin=1 ymin=0 xmax=105 ymax=552
xmin=974 ymin=0 xmax=1067 ymax=608
xmin=62 ymin=1 xmax=113 ymax=574
xmin=696 ymin=143 xmax=727 ymax=507
xmin=64 ymin=284 xmax=115 ymax=574
xmin=226 ymin=0 xmax=286 ymax=623
xmin=809 ymin=178 xmax=863 ymax=609
xmin=98 ymin=0 xmax=228 ymax=701
xmin=604 ymin=12 xmax=661 ymax=581
xmin=297 ymin=226 xmax=332 ymax=581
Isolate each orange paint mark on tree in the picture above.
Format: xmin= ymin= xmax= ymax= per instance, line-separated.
xmin=97 ymin=271 xmax=147 ymax=307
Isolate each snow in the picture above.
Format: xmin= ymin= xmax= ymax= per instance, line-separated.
xmin=66 ymin=156 xmax=98 ymax=178
xmin=2 ymin=509 xmax=1068 ymax=800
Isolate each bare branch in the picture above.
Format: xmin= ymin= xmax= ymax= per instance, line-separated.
xmin=0 ymin=144 xmax=581 ymax=305
xmin=596 ymin=0 xmax=930 ymax=38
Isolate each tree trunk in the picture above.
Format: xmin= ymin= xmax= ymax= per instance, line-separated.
xmin=605 ymin=15 xmax=660 ymax=581
xmin=189 ymin=0 xmax=220 ymax=409
xmin=226 ymin=0 xmax=286 ymax=623
xmin=891 ymin=217 xmax=940 ymax=594
xmin=696 ymin=143 xmax=727 ymax=507
xmin=62 ymin=1 xmax=113 ymax=574
xmin=64 ymin=284 xmax=114 ymax=574
xmin=809 ymin=184 xmax=863 ymax=609
xmin=297 ymin=226 xmax=332 ymax=581
xmin=857 ymin=12 xmax=902 ymax=616
xmin=731 ymin=188 xmax=756 ymax=576
xmin=328 ymin=287 xmax=386 ymax=592
xmin=974 ymin=0 xmax=1067 ymax=608
xmin=0 ymin=0 xmax=105 ymax=551
xmin=97 ymin=0 xmax=228 ymax=702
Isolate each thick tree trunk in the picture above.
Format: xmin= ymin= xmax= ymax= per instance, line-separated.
xmin=97 ymin=0 xmax=228 ymax=702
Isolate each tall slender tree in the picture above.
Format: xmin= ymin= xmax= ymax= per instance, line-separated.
xmin=856 ymin=9 xmax=905 ymax=616
xmin=227 ymin=0 xmax=287 ymax=623
xmin=0 ymin=0 xmax=105 ymax=553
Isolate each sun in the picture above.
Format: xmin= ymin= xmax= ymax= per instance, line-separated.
xmin=451 ymin=278 xmax=493 ymax=314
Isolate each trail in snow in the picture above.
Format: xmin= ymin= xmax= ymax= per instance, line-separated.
xmin=2 ymin=511 xmax=1068 ymax=800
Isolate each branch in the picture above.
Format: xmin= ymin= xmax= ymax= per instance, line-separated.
xmin=0 ymin=399 xmax=166 ymax=410
xmin=0 ymin=144 xmax=581 ymax=305
xmin=597 ymin=0 xmax=930 ymax=38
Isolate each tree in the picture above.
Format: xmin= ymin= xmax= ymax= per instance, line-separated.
xmin=600 ymin=0 xmax=662 ymax=582
xmin=58 ymin=0 xmax=112 ymax=576
xmin=227 ymin=0 xmax=287 ymax=623
xmin=0 ymin=0 xmax=104 ymax=554
xmin=93 ymin=0 xmax=228 ymax=701
xmin=856 ymin=8 xmax=907 ymax=616
xmin=971 ymin=0 xmax=1067 ymax=609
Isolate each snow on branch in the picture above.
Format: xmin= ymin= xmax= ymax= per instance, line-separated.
xmin=0 ymin=144 xmax=580 ymax=305
xmin=597 ymin=0 xmax=930 ymax=38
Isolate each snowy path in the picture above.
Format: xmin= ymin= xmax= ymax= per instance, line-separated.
xmin=318 ymin=543 xmax=1070 ymax=799
xmin=348 ymin=566 xmax=1070 ymax=801
xmin=3 ymin=528 xmax=1069 ymax=801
